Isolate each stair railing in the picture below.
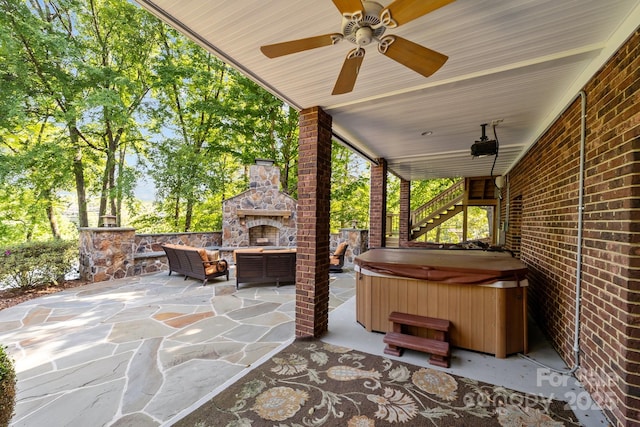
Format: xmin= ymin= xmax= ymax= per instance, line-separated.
xmin=411 ymin=180 xmax=464 ymax=229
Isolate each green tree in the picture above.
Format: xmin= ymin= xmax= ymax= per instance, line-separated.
xmin=330 ymin=143 xmax=370 ymax=232
xmin=146 ymin=26 xmax=241 ymax=232
xmin=1 ymin=0 xmax=94 ymax=228
xmin=0 ymin=0 xmax=82 ymax=238
xmin=228 ymin=75 xmax=299 ymax=196
xmin=0 ymin=0 xmax=161 ymax=231
xmin=75 ymin=0 xmax=161 ymax=225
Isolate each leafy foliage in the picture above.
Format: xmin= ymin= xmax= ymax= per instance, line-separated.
xmin=0 ymin=345 xmax=16 ymax=427
xmin=0 ymin=0 xmax=480 ymax=245
xmin=331 ymin=143 xmax=370 ymax=232
xmin=0 ymin=240 xmax=77 ymax=289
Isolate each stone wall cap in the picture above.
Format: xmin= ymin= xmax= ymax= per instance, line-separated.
xmin=136 ymin=231 xmax=219 ymax=236
xmin=80 ymin=227 xmax=136 ymax=231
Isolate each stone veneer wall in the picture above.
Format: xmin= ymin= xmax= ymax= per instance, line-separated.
xmin=79 ymin=227 xmax=136 ymax=282
xmin=79 ymin=228 xmax=365 ymax=283
xmin=330 ymin=228 xmax=368 ymax=266
xmin=222 ymin=163 xmax=297 ymax=247
xmin=79 ymin=229 xmax=222 ymax=282
xmin=135 ymin=232 xmax=222 ymax=254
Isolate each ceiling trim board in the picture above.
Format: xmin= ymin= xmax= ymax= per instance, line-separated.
xmin=325 ymin=43 xmax=605 ymax=112
xmin=505 ymin=5 xmax=640 ymax=174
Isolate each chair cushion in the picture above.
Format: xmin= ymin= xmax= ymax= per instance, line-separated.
xmin=163 ymin=243 xmax=208 ymax=263
xmin=205 ymin=259 xmax=228 ymax=275
xmin=206 ymin=250 xmax=220 ymax=262
xmin=333 ymin=242 xmax=348 ymax=256
xmin=217 ymin=259 xmax=228 ymax=272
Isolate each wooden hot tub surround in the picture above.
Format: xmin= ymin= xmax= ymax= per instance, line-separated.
xmin=355 ymin=248 xmax=529 ymax=358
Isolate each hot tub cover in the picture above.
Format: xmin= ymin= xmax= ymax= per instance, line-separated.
xmin=355 ymin=248 xmax=528 ymax=284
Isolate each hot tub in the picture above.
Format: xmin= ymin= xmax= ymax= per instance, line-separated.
xmin=354 ymin=248 xmax=528 ymax=358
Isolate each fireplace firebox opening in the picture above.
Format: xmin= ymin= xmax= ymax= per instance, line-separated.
xmin=249 ymin=225 xmax=279 ymax=246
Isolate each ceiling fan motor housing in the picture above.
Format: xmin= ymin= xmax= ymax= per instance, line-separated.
xmin=342 ymin=1 xmax=386 ymax=46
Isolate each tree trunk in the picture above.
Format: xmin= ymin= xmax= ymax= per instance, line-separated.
xmin=46 ymin=200 xmax=61 ymax=239
xmin=98 ymin=161 xmax=110 ymax=226
xmin=116 ymin=146 xmax=126 ymax=227
xmin=173 ymin=194 xmax=180 ymax=229
xmin=71 ymin=126 xmax=89 ymax=228
xmin=184 ymin=197 xmax=194 ymax=232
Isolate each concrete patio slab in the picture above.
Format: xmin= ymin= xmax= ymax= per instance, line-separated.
xmin=1 ymin=269 xmax=610 ymax=426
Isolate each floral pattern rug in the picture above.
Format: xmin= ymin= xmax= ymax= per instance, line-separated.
xmin=175 ymin=340 xmax=580 ymax=426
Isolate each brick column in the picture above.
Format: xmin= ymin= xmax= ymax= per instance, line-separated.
xmin=399 ymin=178 xmax=410 ymax=247
xmin=369 ymin=158 xmax=387 ymax=248
xmin=296 ymin=107 xmax=332 ymax=338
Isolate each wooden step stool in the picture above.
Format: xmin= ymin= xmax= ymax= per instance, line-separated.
xmin=383 ymin=311 xmax=451 ymax=368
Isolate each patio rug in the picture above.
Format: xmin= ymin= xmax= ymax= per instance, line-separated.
xmin=174 ymin=339 xmax=580 ymax=427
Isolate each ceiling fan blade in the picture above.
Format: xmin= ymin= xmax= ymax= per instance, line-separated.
xmin=379 ymin=36 xmax=447 ymax=78
xmin=332 ymin=48 xmax=365 ymax=95
xmin=381 ymin=0 xmax=454 ymax=27
xmin=332 ymin=0 xmax=364 ymax=19
xmin=260 ymin=34 xmax=342 ymax=58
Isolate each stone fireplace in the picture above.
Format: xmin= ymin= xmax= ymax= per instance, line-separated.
xmin=222 ymin=161 xmax=297 ymax=248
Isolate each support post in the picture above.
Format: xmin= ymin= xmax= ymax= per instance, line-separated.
xmin=296 ymin=107 xmax=332 ymax=338
xmin=369 ymin=158 xmax=387 ymax=248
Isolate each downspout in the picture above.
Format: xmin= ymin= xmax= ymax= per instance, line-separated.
xmin=572 ymin=90 xmax=587 ymax=372
xmin=520 ymin=90 xmax=586 ymax=375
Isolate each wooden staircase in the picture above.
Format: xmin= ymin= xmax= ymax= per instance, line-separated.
xmin=385 ymin=177 xmax=499 ymax=245
xmin=410 ymin=180 xmax=464 ymax=240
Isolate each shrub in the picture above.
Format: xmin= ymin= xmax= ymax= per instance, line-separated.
xmin=0 ymin=240 xmax=78 ymax=289
xmin=0 ymin=346 xmax=16 ymax=427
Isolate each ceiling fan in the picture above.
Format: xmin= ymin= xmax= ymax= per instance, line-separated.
xmin=260 ymin=0 xmax=453 ymax=95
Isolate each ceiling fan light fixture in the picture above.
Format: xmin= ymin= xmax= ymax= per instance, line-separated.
xmin=260 ymin=0 xmax=454 ymax=94
xmin=342 ymin=1 xmax=386 ymax=44
xmin=355 ymin=26 xmax=374 ymax=45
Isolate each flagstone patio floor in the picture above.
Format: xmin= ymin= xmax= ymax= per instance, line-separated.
xmin=0 ymin=269 xmax=610 ymax=426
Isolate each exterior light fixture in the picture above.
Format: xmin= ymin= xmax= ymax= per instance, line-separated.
xmin=255 ymin=159 xmax=275 ymax=166
xmin=100 ymin=215 xmax=117 ymax=227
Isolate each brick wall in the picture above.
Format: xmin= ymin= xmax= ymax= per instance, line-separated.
xmin=296 ymin=107 xmax=332 ymax=338
xmin=369 ymin=158 xmax=387 ymax=248
xmin=505 ymin=194 xmax=522 ymax=258
xmin=505 ymin=28 xmax=639 ymax=426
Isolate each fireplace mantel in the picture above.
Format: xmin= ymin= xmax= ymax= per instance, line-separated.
xmin=236 ymin=209 xmax=292 ymax=219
